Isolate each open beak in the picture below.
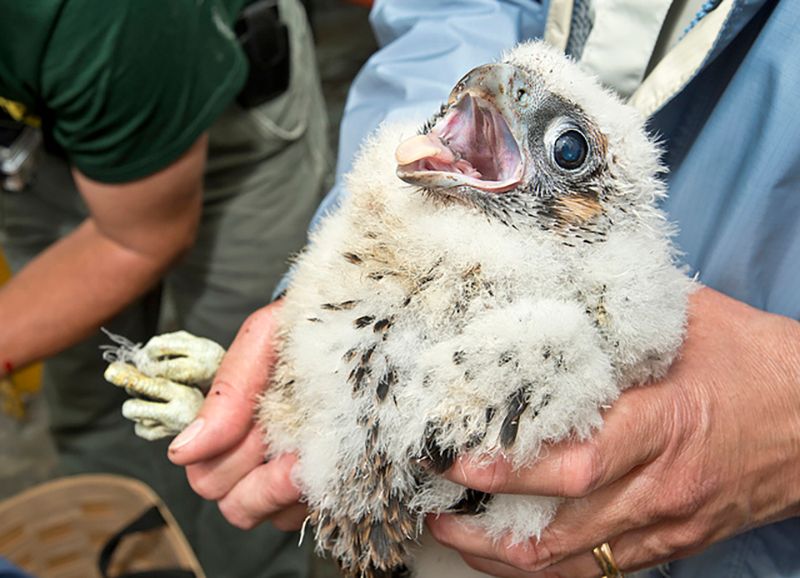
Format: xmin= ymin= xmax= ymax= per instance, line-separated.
xmin=396 ymin=64 xmax=524 ymax=194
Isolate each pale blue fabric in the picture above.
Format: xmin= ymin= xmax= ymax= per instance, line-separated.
xmin=654 ymin=0 xmax=799 ymax=319
xmin=282 ymin=0 xmax=800 ymax=575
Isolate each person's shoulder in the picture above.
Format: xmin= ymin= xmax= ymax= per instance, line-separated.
xmin=42 ymin=0 xmax=247 ymax=183
xmin=0 ymin=2 xmax=67 ymax=106
xmin=51 ymin=0 xmax=240 ymax=53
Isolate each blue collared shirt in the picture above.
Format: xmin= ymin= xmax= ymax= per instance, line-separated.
xmin=290 ymin=1 xmax=800 ymax=575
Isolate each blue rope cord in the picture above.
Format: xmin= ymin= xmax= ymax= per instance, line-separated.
xmin=681 ymin=0 xmax=724 ymax=38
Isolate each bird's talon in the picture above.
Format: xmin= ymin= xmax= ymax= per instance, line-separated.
xmin=104 ymin=330 xmax=222 ymax=440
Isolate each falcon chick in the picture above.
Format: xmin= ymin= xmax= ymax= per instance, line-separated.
xmin=260 ymin=41 xmax=692 ymax=578
xmin=107 ymin=41 xmax=693 ymax=578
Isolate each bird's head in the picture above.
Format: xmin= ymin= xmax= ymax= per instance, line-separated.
xmin=396 ymin=41 xmax=663 ymax=233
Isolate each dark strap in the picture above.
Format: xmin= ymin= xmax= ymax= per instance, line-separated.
xmin=98 ymin=506 xmax=196 ymax=578
xmin=234 ymin=0 xmax=290 ymax=108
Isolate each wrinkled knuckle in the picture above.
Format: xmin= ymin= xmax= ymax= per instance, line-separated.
xmin=644 ymin=524 xmax=706 ymax=561
xmin=627 ymin=495 xmax=658 ymax=529
xmin=640 ymin=532 xmax=673 ymax=563
xmin=504 ymin=534 xmax=559 ymax=573
xmin=635 ymin=488 xmax=665 ymax=523
xmin=663 ymin=495 xmax=694 ymax=521
xmin=668 ymin=521 xmax=708 ymax=554
xmin=661 ymin=480 xmax=713 ymax=520
xmin=532 ymin=528 xmax=568 ymax=567
xmin=504 ymin=544 xmax=542 ymax=572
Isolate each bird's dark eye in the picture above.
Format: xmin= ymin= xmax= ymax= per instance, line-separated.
xmin=554 ymin=130 xmax=588 ymax=170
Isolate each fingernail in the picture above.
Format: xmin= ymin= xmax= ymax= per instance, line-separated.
xmin=169 ymin=418 xmax=205 ymax=451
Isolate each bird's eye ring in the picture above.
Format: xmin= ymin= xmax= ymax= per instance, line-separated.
xmin=553 ymin=130 xmax=588 ymax=170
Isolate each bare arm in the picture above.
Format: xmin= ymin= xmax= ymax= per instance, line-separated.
xmin=0 ymin=134 xmax=207 ymax=376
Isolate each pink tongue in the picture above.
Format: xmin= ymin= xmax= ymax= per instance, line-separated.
xmin=395 ymin=134 xmax=482 ymax=178
xmin=395 ymin=134 xmax=455 ymax=165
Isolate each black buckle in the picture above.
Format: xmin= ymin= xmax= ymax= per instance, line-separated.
xmin=235 ymin=0 xmax=291 ymax=108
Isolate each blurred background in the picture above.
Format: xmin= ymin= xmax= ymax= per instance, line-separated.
xmin=0 ymin=1 xmax=377 ymax=576
xmin=307 ymin=0 xmax=378 ymax=160
xmin=0 ymin=0 xmax=377 ymax=444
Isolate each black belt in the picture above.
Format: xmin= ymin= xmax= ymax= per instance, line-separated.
xmin=235 ymin=0 xmax=291 ymax=108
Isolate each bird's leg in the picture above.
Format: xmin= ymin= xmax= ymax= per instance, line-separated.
xmin=103 ymin=331 xmax=226 ymax=440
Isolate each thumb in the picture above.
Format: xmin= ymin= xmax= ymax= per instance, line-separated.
xmin=168 ymin=301 xmax=282 ymax=465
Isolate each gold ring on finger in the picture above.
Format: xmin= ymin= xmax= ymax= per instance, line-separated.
xmin=592 ymin=542 xmax=624 ymax=578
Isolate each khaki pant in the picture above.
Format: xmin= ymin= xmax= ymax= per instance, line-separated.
xmin=0 ymin=0 xmax=330 ymax=576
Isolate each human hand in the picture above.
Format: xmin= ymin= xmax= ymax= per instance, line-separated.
xmin=167 ymin=301 xmax=308 ymax=531
xmin=427 ymin=287 xmax=800 ymax=577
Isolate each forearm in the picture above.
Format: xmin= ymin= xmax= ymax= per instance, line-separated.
xmin=0 ymin=219 xmax=180 ymax=376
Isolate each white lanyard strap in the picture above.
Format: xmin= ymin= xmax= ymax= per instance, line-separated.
xmin=545 ymin=0 xmax=733 ymax=115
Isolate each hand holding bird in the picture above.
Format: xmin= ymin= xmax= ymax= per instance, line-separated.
xmin=100 ymin=41 xmax=753 ymax=578
xmin=428 ymin=287 xmax=800 ymax=577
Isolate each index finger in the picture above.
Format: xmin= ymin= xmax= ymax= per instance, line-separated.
xmin=217 ymin=453 xmax=303 ymax=531
xmin=168 ymin=301 xmax=282 ymax=465
xmin=445 ymin=382 xmax=672 ymax=498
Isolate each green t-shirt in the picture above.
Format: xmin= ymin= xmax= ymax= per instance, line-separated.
xmin=0 ymin=0 xmax=249 ymax=182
